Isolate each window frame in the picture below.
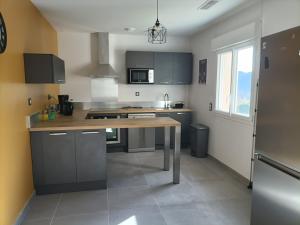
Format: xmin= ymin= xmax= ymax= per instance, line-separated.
xmin=215 ymin=41 xmax=255 ymax=122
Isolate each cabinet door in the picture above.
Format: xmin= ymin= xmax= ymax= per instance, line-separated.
xmin=126 ymin=51 xmax=154 ymax=68
xmin=172 ymin=53 xmax=193 ymax=84
xmin=52 ymin=55 xmax=65 ymax=84
xmin=155 ymin=113 xmax=175 ymax=146
xmin=156 ymin=113 xmax=170 ymax=146
xmin=170 ymin=112 xmax=192 ymax=146
xmin=154 ymin=52 xmax=173 ymax=84
xmin=75 ymin=130 xmax=106 ymax=182
xmin=42 ymin=131 xmax=76 ymax=185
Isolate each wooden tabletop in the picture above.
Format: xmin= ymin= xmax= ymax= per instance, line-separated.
xmin=30 ymin=117 xmax=181 ymax=132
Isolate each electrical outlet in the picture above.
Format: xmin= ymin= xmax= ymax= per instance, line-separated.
xmin=135 ymin=92 xmax=140 ymax=96
xmin=27 ymin=97 xmax=32 ymax=106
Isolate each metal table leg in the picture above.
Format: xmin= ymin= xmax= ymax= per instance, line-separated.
xmin=173 ymin=125 xmax=181 ymax=184
xmin=164 ymin=126 xmax=170 ymax=171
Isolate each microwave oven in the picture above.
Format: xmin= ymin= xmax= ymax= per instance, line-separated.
xmin=128 ymin=68 xmax=154 ymax=84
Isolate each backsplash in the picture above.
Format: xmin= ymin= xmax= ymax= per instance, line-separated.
xmin=73 ymin=101 xmax=188 ymax=110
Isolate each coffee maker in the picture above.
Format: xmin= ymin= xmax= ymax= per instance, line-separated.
xmin=58 ymin=95 xmax=73 ymax=116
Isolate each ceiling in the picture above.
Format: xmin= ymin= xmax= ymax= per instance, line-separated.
xmin=31 ymin=0 xmax=251 ymax=36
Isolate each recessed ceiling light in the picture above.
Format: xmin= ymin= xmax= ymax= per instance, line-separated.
xmin=124 ymin=27 xmax=136 ymax=32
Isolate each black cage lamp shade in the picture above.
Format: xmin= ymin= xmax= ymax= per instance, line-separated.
xmin=147 ymin=0 xmax=167 ymax=44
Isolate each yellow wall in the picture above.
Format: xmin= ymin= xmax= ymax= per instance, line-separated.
xmin=0 ymin=0 xmax=59 ymax=224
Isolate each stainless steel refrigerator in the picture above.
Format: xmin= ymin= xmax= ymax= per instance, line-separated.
xmin=251 ymin=26 xmax=300 ymax=225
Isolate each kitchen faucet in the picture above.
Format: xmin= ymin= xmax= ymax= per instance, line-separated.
xmin=164 ymin=92 xmax=170 ymax=109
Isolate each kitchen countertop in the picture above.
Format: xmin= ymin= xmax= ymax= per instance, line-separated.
xmin=29 ymin=109 xmax=182 ymax=132
xmin=88 ymin=107 xmax=192 ymax=114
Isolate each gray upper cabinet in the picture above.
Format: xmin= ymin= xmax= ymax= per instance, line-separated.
xmin=125 ymin=51 xmax=193 ymax=85
xmin=24 ymin=53 xmax=65 ymax=84
xmin=126 ymin=51 xmax=154 ymax=68
xmin=42 ymin=131 xmax=76 ymax=185
xmin=154 ymin=52 xmax=173 ymax=84
xmin=75 ymin=130 xmax=106 ymax=182
xmin=172 ymin=53 xmax=193 ymax=84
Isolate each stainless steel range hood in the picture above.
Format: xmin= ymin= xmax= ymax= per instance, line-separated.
xmin=90 ymin=32 xmax=118 ymax=78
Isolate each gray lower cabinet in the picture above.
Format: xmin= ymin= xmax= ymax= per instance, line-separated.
xmin=155 ymin=112 xmax=192 ymax=147
xmin=30 ymin=130 xmax=107 ymax=194
xmin=75 ymin=130 xmax=106 ymax=182
xmin=42 ymin=131 xmax=76 ymax=185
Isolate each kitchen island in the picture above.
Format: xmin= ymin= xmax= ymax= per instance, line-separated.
xmin=29 ymin=113 xmax=182 ymax=194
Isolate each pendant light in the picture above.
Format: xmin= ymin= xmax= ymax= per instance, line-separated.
xmin=147 ymin=0 xmax=167 ymax=44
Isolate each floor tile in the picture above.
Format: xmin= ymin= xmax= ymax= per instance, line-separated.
xmin=161 ymin=207 xmax=222 ymax=225
xmin=108 ymin=186 xmax=157 ymax=210
xmin=55 ymin=190 xmax=108 ymax=217
xmin=108 ymin=173 xmax=148 ymax=188
xmin=190 ymin=179 xmax=249 ymax=202
xmin=109 ymin=208 xmax=166 ymax=225
xmin=150 ymin=181 xmax=201 ymax=206
xmin=21 ymin=218 xmax=51 ymax=225
xmin=197 ymin=199 xmax=251 ymax=225
xmin=24 ymin=194 xmax=60 ymax=221
xmin=52 ymin=212 xmax=108 ymax=225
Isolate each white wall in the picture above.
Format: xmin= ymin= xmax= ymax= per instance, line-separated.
xmin=58 ymin=32 xmax=191 ymax=103
xmin=189 ymin=0 xmax=300 ymax=179
xmin=189 ymin=2 xmax=261 ymax=179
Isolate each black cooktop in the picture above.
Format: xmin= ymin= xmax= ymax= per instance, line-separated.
xmin=121 ymin=106 xmax=143 ymax=109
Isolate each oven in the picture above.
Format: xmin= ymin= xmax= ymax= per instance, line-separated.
xmin=85 ymin=113 xmax=121 ymax=144
xmin=128 ymin=68 xmax=154 ymax=84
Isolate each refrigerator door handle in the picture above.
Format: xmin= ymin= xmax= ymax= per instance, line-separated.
xmin=257 ymin=154 xmax=300 ymax=180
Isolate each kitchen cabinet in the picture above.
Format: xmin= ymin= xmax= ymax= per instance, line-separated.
xmin=172 ymin=53 xmax=193 ymax=84
xmin=75 ymin=130 xmax=106 ymax=182
xmin=24 ymin=53 xmax=65 ymax=84
xmin=126 ymin=51 xmax=154 ymax=68
xmin=154 ymin=52 xmax=173 ymax=84
xmin=126 ymin=51 xmax=193 ymax=85
xmin=30 ymin=129 xmax=107 ymax=194
xmin=155 ymin=112 xmax=192 ymax=147
xmin=42 ymin=131 xmax=76 ymax=185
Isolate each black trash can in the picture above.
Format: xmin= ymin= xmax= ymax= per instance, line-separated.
xmin=190 ymin=124 xmax=209 ymax=158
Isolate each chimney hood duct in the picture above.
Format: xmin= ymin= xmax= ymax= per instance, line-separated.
xmin=90 ymin=32 xmax=118 ymax=78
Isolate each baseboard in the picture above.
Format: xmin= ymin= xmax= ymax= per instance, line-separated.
xmin=14 ymin=191 xmax=35 ymax=225
xmin=208 ymin=155 xmax=250 ymax=186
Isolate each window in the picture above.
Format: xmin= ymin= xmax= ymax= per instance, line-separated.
xmin=216 ymin=44 xmax=254 ymax=118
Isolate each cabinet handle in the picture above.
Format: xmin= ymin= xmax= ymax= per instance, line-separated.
xmin=160 ymin=82 xmax=170 ymax=84
xmin=57 ymin=80 xmax=64 ymax=83
xmin=49 ymin=132 xmax=67 ymax=136
xmin=176 ymin=82 xmax=185 ymax=84
xmin=81 ymin=131 xmax=100 ymax=135
xmin=177 ymin=113 xmax=185 ymax=115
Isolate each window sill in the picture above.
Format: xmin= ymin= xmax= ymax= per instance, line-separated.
xmin=215 ymin=110 xmax=254 ymax=126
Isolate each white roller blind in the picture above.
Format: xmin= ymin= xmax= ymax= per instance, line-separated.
xmin=211 ymin=22 xmax=257 ymax=51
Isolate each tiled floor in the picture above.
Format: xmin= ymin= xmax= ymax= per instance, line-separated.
xmin=22 ymin=149 xmax=251 ymax=225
